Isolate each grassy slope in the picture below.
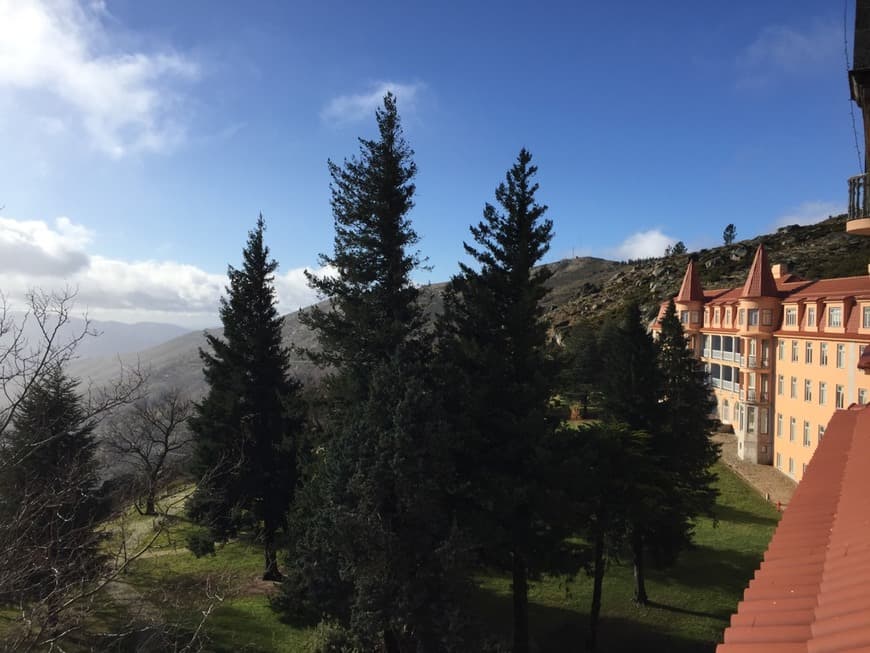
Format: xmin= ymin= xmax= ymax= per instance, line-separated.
xmin=99 ymin=463 xmax=776 ymax=652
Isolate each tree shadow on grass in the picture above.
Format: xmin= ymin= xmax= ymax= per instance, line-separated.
xmin=473 ymin=584 xmax=719 ymax=653
xmin=713 ymin=503 xmax=779 ymax=528
xmin=649 ymin=545 xmax=764 ymax=598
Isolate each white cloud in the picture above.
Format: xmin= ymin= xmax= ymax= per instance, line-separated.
xmin=321 ymin=81 xmax=423 ymax=126
xmin=0 ymin=214 xmax=323 ymax=328
xmin=775 ymin=200 xmax=844 ymax=227
xmin=737 ymin=21 xmax=839 ymax=87
xmin=0 ymin=215 xmax=92 ymax=275
xmin=611 ymin=229 xmax=676 ymax=260
xmin=0 ymin=0 xmax=198 ymax=157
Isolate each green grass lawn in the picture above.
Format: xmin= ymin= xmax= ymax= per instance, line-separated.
xmin=476 ymin=461 xmax=780 ymax=652
xmin=76 ymin=462 xmax=777 ymax=652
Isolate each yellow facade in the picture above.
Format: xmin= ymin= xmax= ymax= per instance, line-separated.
xmin=656 ymin=249 xmax=870 ymax=482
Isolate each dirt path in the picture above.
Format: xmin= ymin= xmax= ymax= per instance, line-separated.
xmin=713 ymin=431 xmax=796 ymax=509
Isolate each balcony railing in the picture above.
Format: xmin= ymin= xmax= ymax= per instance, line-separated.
xmin=849 ymin=173 xmax=870 ymax=220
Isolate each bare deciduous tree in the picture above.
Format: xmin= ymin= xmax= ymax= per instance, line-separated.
xmin=105 ymin=388 xmax=194 ymax=516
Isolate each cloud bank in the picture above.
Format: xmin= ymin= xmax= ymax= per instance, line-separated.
xmin=611 ymin=229 xmax=676 ymax=260
xmin=322 ymin=81 xmax=423 ymax=126
xmin=736 ymin=21 xmax=839 ymax=88
xmin=775 ymin=200 xmax=844 ymax=228
xmin=0 ymin=0 xmax=199 ymax=157
xmin=0 ymin=214 xmax=324 ymax=328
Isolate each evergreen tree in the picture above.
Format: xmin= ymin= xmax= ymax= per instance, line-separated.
xmin=598 ymin=301 xmax=719 ymax=605
xmin=598 ymin=303 xmax=663 ymax=604
xmin=652 ymin=299 xmax=719 ymax=564
xmin=188 ymin=216 xmax=303 ymax=581
xmin=439 ymin=149 xmax=562 ymax=653
xmin=599 ymin=303 xmax=662 ymax=434
xmin=723 ymin=223 xmax=737 ymax=245
xmin=282 ymin=94 xmax=469 ymax=651
xmin=0 ymin=365 xmax=102 ymax=602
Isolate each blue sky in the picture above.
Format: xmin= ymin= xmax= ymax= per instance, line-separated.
xmin=0 ymin=0 xmax=857 ymax=327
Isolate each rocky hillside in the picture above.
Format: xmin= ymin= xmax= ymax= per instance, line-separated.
xmin=544 ymin=214 xmax=870 ymax=330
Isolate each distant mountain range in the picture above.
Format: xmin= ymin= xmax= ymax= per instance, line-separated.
xmin=68 ymin=214 xmax=870 ymax=401
xmin=11 ymin=314 xmax=191 ymax=360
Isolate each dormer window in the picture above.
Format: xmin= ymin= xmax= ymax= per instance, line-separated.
xmin=738 ymin=309 xmax=745 ymax=325
xmin=713 ymin=308 xmax=720 ymax=326
xmin=807 ymin=306 xmax=816 ymax=326
xmin=863 ymin=306 xmax=870 ymax=329
xmin=784 ymin=307 xmax=797 ymax=326
xmin=704 ymin=308 xmax=710 ymax=326
xmin=724 ymin=308 xmax=732 ymax=326
xmin=828 ymin=306 xmax=842 ymax=328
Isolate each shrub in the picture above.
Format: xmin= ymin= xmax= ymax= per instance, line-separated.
xmin=186 ymin=531 xmax=216 ymax=558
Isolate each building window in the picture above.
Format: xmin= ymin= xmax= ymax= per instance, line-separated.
xmin=680 ymin=310 xmax=689 ymax=324
xmin=804 ymin=379 xmax=812 ymax=402
xmin=807 ymin=306 xmax=816 ymax=326
xmin=776 ymin=413 xmax=782 ymax=437
xmin=789 ymin=417 xmax=796 ymax=441
xmin=805 ymin=341 xmax=813 ymax=364
xmin=860 ymin=388 xmax=868 ymax=405
xmin=704 ymin=309 xmax=710 ymax=326
xmin=788 ymin=457 xmax=795 ymax=475
xmin=819 ymin=381 xmax=827 ymax=405
xmin=748 ymin=309 xmax=759 ymax=326
xmin=713 ymin=308 xmax=720 ymax=326
xmin=829 ymin=306 xmax=842 ymax=327
xmin=762 ymin=309 xmax=772 ymax=325
xmin=785 ymin=307 xmax=797 ymax=326
xmin=803 ymin=421 xmax=811 ymax=447
xmin=777 ymin=374 xmax=784 ymax=395
xmin=837 ymin=343 xmax=845 ymax=368
xmin=803 ymin=463 xmax=807 ymax=475
xmin=820 ymin=343 xmax=828 ymax=366
xmin=790 ymin=376 xmax=797 ymax=399
xmin=864 ymin=306 xmax=870 ymax=328
xmin=776 ymin=452 xmax=782 ymax=469
xmin=836 ymin=384 xmax=845 ymax=409
xmin=818 ymin=424 xmax=825 ymax=441
xmin=791 ymin=340 xmax=798 ymax=362
xmin=690 ymin=310 xmax=700 ymax=324
xmin=739 ymin=309 xmax=745 ymax=325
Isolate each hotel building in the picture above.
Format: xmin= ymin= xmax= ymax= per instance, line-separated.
xmin=654 ymin=248 xmax=870 ymax=482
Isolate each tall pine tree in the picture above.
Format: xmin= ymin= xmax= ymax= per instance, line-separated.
xmin=189 ymin=216 xmax=303 ymax=581
xmin=282 ymin=94 xmax=468 ymax=652
xmin=651 ymin=299 xmax=719 ymax=566
xmin=439 ymin=149 xmax=561 ymax=653
xmin=598 ymin=302 xmax=663 ymax=604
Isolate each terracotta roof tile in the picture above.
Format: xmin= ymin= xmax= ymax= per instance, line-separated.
xmin=716 ymin=404 xmax=870 ymax=653
xmin=741 ymin=245 xmax=780 ymax=298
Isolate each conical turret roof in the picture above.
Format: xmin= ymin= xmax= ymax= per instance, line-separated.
xmin=675 ymin=258 xmax=704 ymax=303
xmin=741 ymin=245 xmax=778 ymax=298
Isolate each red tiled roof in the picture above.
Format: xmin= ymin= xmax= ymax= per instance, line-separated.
xmin=676 ymin=258 xmax=705 ymax=302
xmin=741 ymin=245 xmax=779 ymax=298
xmin=787 ymin=276 xmax=870 ymax=300
xmin=716 ymin=404 xmax=870 ymax=653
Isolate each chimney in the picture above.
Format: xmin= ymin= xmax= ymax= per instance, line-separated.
xmin=771 ymin=263 xmax=789 ymax=279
